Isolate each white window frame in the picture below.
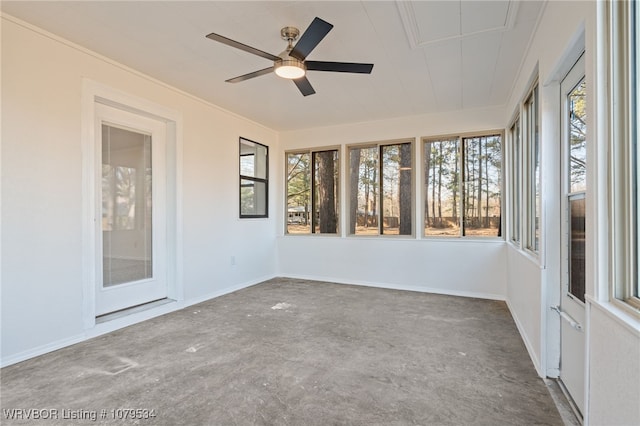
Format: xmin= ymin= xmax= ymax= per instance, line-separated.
xmin=285 ymin=146 xmax=341 ymax=236
xmin=421 ymin=131 xmax=504 ymax=239
xmin=523 ymin=83 xmax=541 ymax=255
xmin=347 ymin=139 xmax=415 ymax=237
xmin=508 ymin=116 xmax=522 ymax=245
xmin=606 ymin=0 xmax=640 ymax=313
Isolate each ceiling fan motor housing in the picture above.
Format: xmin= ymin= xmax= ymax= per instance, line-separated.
xmin=280 ymin=26 xmax=300 ymax=42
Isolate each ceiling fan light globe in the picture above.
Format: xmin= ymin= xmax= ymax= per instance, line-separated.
xmin=275 ymin=58 xmax=306 ymax=79
xmin=275 ymin=66 xmax=305 ymax=79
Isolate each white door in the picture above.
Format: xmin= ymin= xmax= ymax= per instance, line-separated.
xmin=95 ymin=103 xmax=167 ymax=316
xmin=558 ymin=53 xmax=586 ymax=417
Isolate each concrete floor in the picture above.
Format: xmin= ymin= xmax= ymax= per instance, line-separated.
xmin=1 ymin=278 xmax=564 ymax=425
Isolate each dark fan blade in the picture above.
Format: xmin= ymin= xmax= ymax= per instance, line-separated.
xmin=226 ymin=67 xmax=274 ymax=83
xmin=289 ymin=17 xmax=333 ymax=61
xmin=293 ymin=76 xmax=316 ymax=96
xmin=305 ymin=61 xmax=374 ymax=74
xmin=206 ymin=32 xmax=280 ymax=62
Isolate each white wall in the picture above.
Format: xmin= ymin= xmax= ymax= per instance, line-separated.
xmin=505 ymin=247 xmax=544 ymax=376
xmin=505 ymin=2 xmax=640 ymax=424
xmin=278 ymin=107 xmax=508 ymax=300
xmin=1 ymin=16 xmax=278 ymax=365
xmin=504 ymin=0 xmax=593 ymax=376
xmin=280 ymin=237 xmax=506 ymax=299
xmin=587 ymin=302 xmax=640 ymax=425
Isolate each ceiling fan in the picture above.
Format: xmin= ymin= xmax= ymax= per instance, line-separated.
xmin=206 ymin=17 xmax=374 ymax=96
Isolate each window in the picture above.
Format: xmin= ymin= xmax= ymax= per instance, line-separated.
xmin=239 ymin=138 xmax=268 ymax=218
xmin=636 ymin=0 xmax=639 ymax=305
xmin=565 ymin=68 xmax=587 ymax=303
xmin=424 ymin=138 xmax=460 ymax=236
xmin=286 ymin=148 xmax=339 ymax=234
xmin=348 ymin=140 xmax=413 ymax=235
xmin=101 ymin=124 xmax=153 ymax=286
xmin=524 ymin=85 xmax=540 ymax=252
xmin=509 ymin=117 xmax=521 ymax=243
xmin=102 ymin=165 xmax=141 ymax=231
xmin=607 ymin=0 xmax=640 ymax=311
xmin=423 ymin=133 xmax=502 ymax=238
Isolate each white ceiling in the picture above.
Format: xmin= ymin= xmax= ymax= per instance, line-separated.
xmin=1 ymin=1 xmax=544 ymax=131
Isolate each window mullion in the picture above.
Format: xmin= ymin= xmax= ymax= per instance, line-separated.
xmin=311 ymin=151 xmax=317 ymax=233
xmin=460 ymin=137 xmax=466 ymax=237
xmin=378 ymin=144 xmax=384 ymax=235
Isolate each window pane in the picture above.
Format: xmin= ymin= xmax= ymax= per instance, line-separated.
xmin=240 ymin=152 xmax=255 ymax=177
xmin=534 ymin=87 xmax=541 ymax=251
xmin=381 ymin=143 xmax=412 ymax=235
xmin=463 ymin=135 xmax=502 ymax=237
xmin=569 ymin=80 xmax=587 ymax=193
xmin=525 ymin=86 xmax=540 ymax=252
xmin=313 ymin=150 xmax=339 ymax=234
xmin=239 ymin=138 xmax=268 ymax=218
xmin=240 ymin=179 xmax=266 ymax=216
xmin=510 ymin=119 xmax=521 ymax=243
xmin=287 ymin=152 xmax=311 ymax=233
xmin=569 ymin=196 xmax=586 ymax=302
xmin=636 ymin=0 xmax=639 ymax=299
xmin=424 ymin=138 xmax=460 ymax=236
xmin=102 ymin=165 xmax=137 ymax=231
xmin=349 ymin=146 xmax=379 ymax=235
xmin=240 ymin=139 xmax=267 ymax=179
xmin=102 ymin=125 xmax=152 ymax=287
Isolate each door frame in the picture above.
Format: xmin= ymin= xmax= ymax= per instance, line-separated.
xmin=558 ymin=53 xmax=587 ymax=419
xmin=81 ymin=79 xmax=183 ymax=329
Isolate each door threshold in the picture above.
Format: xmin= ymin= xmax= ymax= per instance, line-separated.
xmin=545 ymin=378 xmax=583 ymax=425
xmin=96 ymin=299 xmax=173 ymax=324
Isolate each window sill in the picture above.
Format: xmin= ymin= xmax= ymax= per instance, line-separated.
xmin=507 ymin=241 xmax=543 ymax=268
xmin=280 ymin=234 xmax=506 ymax=243
xmin=419 ymin=236 xmax=504 ymax=243
xmin=586 ymin=295 xmax=640 ymax=337
xmin=283 ymin=233 xmax=341 ymax=237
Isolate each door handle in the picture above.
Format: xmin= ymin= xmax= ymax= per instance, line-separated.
xmin=551 ymin=305 xmax=583 ymax=332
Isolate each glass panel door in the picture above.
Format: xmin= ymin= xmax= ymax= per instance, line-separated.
xmin=558 ymin=53 xmax=586 ymax=418
xmin=102 ymin=125 xmax=153 ymax=287
xmin=95 ymin=104 xmax=167 ymax=316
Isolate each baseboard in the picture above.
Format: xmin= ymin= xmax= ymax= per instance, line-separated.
xmin=176 ymin=274 xmax=276 ymax=308
xmin=505 ymin=299 xmax=544 ymax=377
xmin=0 ymin=274 xmax=277 ymax=368
xmin=279 ymin=273 xmax=506 ymax=301
xmin=0 ymin=334 xmax=88 ymax=369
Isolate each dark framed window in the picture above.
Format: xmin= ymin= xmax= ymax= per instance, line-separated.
xmin=239 ymin=138 xmax=268 ymax=218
